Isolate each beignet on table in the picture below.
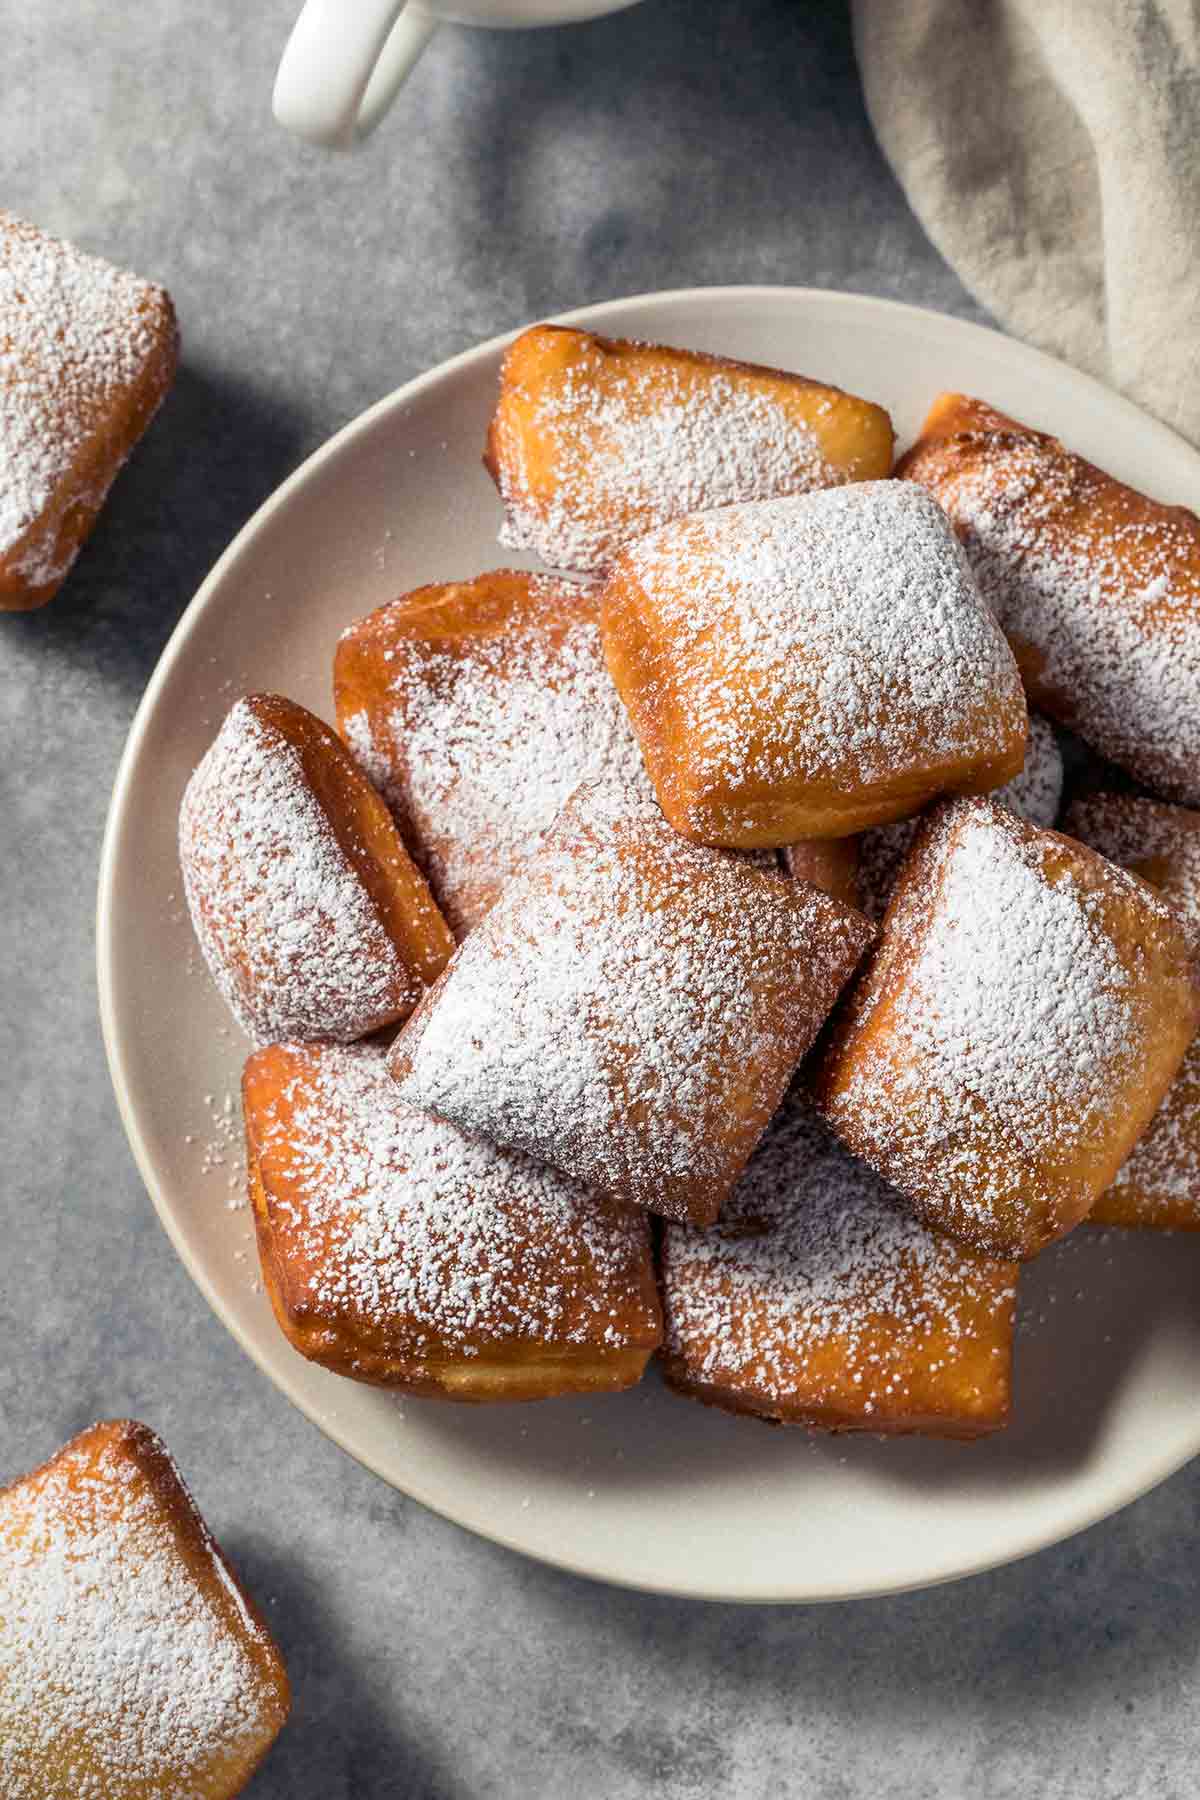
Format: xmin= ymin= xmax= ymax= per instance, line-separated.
xmin=0 ymin=1420 xmax=289 ymax=1798
xmin=0 ymin=211 xmax=178 ymax=609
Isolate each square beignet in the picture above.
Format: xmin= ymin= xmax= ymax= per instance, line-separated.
xmin=602 ymin=482 xmax=1029 ymax=847
xmin=0 ymin=1420 xmax=289 ymax=1799
xmin=898 ymin=392 xmax=1200 ymax=804
xmin=852 ymin=712 xmax=1064 ymax=922
xmin=784 ymin=713 xmax=1063 ymax=917
xmin=485 ymin=323 xmax=894 ymax=574
xmin=1064 ymin=793 xmax=1200 ymax=1229
xmin=390 ymin=783 xmax=873 ymax=1226
xmin=813 ymin=798 xmax=1200 ymax=1260
xmin=1 ymin=211 xmax=178 ymax=609
xmin=243 ymin=1040 xmax=661 ymax=1400
xmin=660 ymin=1097 xmax=1017 ymax=1437
xmin=180 ymin=693 xmax=454 ymax=1045
xmin=334 ymin=568 xmax=649 ymax=937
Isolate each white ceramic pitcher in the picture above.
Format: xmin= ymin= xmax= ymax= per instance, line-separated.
xmin=274 ymin=0 xmax=645 ymax=149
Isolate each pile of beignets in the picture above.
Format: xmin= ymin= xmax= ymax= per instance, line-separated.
xmin=181 ymin=323 xmax=1200 ymax=1441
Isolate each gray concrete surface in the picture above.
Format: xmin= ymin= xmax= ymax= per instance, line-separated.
xmin=3 ymin=3 xmax=1197 ymax=1795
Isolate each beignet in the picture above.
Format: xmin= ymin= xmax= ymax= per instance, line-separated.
xmin=814 ymin=798 xmax=1200 ymax=1260
xmin=244 ymin=1040 xmax=661 ymax=1399
xmin=784 ymin=714 xmax=1063 ymax=915
xmin=853 ymin=712 xmax=1064 ymax=921
xmin=602 ymin=482 xmax=1028 ymax=846
xmin=390 ymin=783 xmax=873 ymax=1226
xmin=0 ymin=1420 xmax=289 ymax=1798
xmin=898 ymin=392 xmax=1200 ymax=803
xmin=780 ymin=836 xmax=861 ymax=909
xmin=1064 ymin=793 xmax=1200 ymax=1229
xmin=0 ymin=211 xmax=178 ymax=609
xmin=335 ymin=569 xmax=648 ymax=936
xmin=180 ymin=693 xmax=453 ymax=1045
xmin=485 ymin=323 xmax=894 ymax=574
xmin=660 ymin=1098 xmax=1017 ymax=1437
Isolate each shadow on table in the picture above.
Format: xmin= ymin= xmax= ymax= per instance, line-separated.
xmin=490 ymin=1457 xmax=1200 ymax=1780
xmin=409 ymin=0 xmax=988 ymax=332
xmin=0 ymin=361 xmax=310 ymax=701
xmin=223 ymin=1532 xmax=455 ymax=1800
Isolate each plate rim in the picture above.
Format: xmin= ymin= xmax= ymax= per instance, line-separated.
xmin=96 ymin=283 xmax=1200 ymax=1602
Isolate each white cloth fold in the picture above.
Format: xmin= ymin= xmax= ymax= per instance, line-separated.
xmin=853 ymin=0 xmax=1200 ymax=446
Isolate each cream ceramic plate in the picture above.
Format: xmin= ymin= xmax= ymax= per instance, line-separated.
xmin=98 ymin=288 xmax=1200 ymax=1602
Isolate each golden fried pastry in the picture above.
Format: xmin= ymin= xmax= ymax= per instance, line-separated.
xmin=814 ymin=798 xmax=1200 ymax=1260
xmin=851 ymin=712 xmax=1064 ymax=921
xmin=781 ymin=836 xmax=861 ymax=908
xmin=244 ymin=1040 xmax=661 ymax=1399
xmin=0 ymin=1420 xmax=289 ymax=1798
xmin=485 ymin=322 xmax=895 ymax=573
xmin=660 ymin=1097 xmax=1017 ymax=1437
xmin=1064 ymin=792 xmax=1200 ymax=1229
xmin=335 ymin=569 xmax=648 ymax=936
xmin=391 ymin=782 xmax=873 ymax=1227
xmin=180 ymin=692 xmax=453 ymax=1045
xmin=0 ymin=211 xmax=178 ymax=610
xmin=602 ymin=482 xmax=1028 ymax=847
xmin=898 ymin=393 xmax=1200 ymax=803
xmin=787 ymin=713 xmax=1062 ymax=919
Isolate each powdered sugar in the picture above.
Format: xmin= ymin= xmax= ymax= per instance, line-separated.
xmin=902 ymin=420 xmax=1200 ymax=802
xmin=339 ymin=575 xmax=650 ymax=935
xmin=0 ymin=1423 xmax=281 ymax=1796
xmin=494 ymin=343 xmax=851 ymax=573
xmin=850 ymin=807 xmax=1136 ymax=1149
xmin=616 ymin=482 xmax=1025 ymax=829
xmin=1065 ymin=794 xmax=1200 ymax=929
xmin=392 ymin=783 xmax=871 ymax=1224
xmin=1065 ymin=795 xmax=1200 ymax=1223
xmin=856 ymin=712 xmax=1063 ymax=921
xmin=0 ymin=211 xmax=175 ymax=581
xmin=661 ymin=1098 xmax=1015 ymax=1425
xmin=1101 ymin=1030 xmax=1200 ymax=1218
xmin=820 ymin=800 xmax=1184 ymax=1253
xmin=180 ymin=697 xmax=420 ymax=1045
xmin=248 ymin=1041 xmax=658 ymax=1358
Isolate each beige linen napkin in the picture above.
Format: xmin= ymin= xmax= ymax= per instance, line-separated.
xmin=853 ymin=0 xmax=1200 ymax=445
